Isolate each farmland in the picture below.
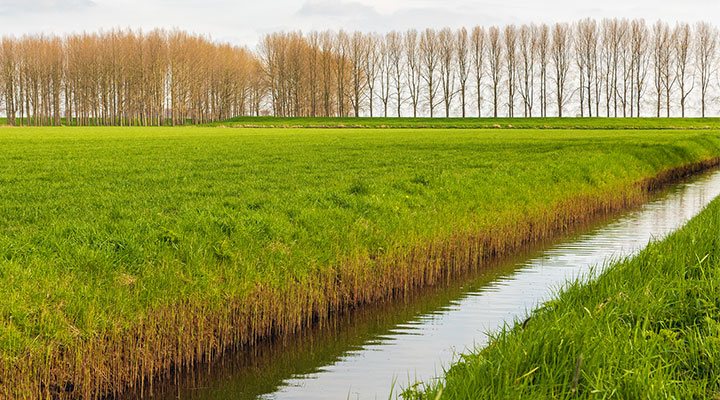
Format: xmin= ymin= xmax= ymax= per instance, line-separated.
xmin=0 ymin=125 xmax=719 ymax=398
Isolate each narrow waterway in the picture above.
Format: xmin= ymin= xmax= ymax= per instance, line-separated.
xmin=141 ymin=168 xmax=720 ymax=400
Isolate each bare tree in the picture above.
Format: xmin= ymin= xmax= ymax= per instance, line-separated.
xmin=576 ymin=18 xmax=598 ymax=117
xmin=551 ymin=23 xmax=572 ymax=117
xmin=319 ymin=31 xmax=335 ymax=117
xmin=349 ymin=31 xmax=368 ymax=117
xmin=438 ymin=28 xmax=456 ymax=117
xmin=377 ymin=34 xmax=392 ymax=117
xmin=504 ymin=25 xmax=518 ymax=117
xmin=652 ymin=21 xmax=675 ymax=117
xmin=575 ymin=23 xmax=587 ymax=117
xmin=674 ymin=23 xmax=694 ymax=118
xmin=387 ymin=31 xmax=404 ymax=117
xmin=306 ymin=31 xmax=320 ymax=117
xmin=404 ymin=30 xmax=422 ymax=117
xmin=537 ymin=24 xmax=550 ymax=117
xmin=335 ymin=30 xmax=349 ymax=117
xmin=487 ymin=26 xmax=503 ymax=117
xmin=456 ymin=28 xmax=470 ymax=117
xmin=619 ymin=19 xmax=633 ymax=117
xmin=363 ymin=33 xmax=379 ymax=117
xmin=601 ymin=19 xmax=624 ymax=117
xmin=518 ymin=25 xmax=537 ymax=117
xmin=630 ymin=19 xmax=650 ymax=117
xmin=696 ymin=22 xmax=717 ymax=118
xmin=420 ymin=28 xmax=440 ymax=117
xmin=0 ymin=37 xmax=18 ymax=125
xmin=471 ymin=26 xmax=486 ymax=117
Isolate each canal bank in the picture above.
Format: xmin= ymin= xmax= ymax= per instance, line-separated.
xmin=135 ymin=166 xmax=720 ymax=399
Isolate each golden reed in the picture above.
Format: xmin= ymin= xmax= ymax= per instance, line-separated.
xmin=1 ymin=157 xmax=718 ymax=399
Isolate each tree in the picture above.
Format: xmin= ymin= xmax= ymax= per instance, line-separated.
xmin=470 ymin=26 xmax=486 ymax=117
xmin=630 ymin=19 xmax=649 ymax=117
xmin=696 ymin=22 xmax=717 ymax=118
xmin=334 ymin=30 xmax=349 ymax=117
xmin=319 ymin=31 xmax=335 ymax=117
xmin=1 ymin=37 xmax=18 ymax=125
xmin=363 ymin=33 xmax=380 ymax=117
xmin=387 ymin=31 xmax=404 ymax=117
xmin=504 ymin=25 xmax=518 ymax=117
xmin=601 ymin=18 xmax=624 ymax=117
xmin=652 ymin=21 xmax=675 ymax=117
xmin=518 ymin=24 xmax=537 ymax=117
xmin=420 ymin=28 xmax=440 ymax=117
xmin=349 ymin=32 xmax=368 ymax=117
xmin=438 ymin=28 xmax=456 ymax=117
xmin=674 ymin=23 xmax=694 ymax=118
xmin=576 ymin=18 xmax=598 ymax=117
xmin=456 ymin=28 xmax=470 ymax=117
xmin=377 ymin=33 xmax=392 ymax=117
xmin=404 ymin=30 xmax=422 ymax=117
xmin=307 ymin=31 xmax=320 ymax=117
xmin=551 ymin=23 xmax=571 ymax=117
xmin=537 ymin=24 xmax=550 ymax=117
xmin=487 ymin=26 xmax=503 ymax=117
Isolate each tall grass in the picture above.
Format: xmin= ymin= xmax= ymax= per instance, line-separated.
xmin=405 ymin=187 xmax=720 ymax=399
xmin=0 ymin=127 xmax=718 ymax=398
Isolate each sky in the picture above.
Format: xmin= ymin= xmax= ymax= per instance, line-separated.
xmin=0 ymin=0 xmax=717 ymax=48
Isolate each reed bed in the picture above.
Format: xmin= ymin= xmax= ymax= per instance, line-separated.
xmin=406 ymin=170 xmax=720 ymax=400
xmin=0 ymin=127 xmax=718 ymax=398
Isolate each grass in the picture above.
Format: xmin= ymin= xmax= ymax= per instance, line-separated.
xmin=209 ymin=116 xmax=720 ymax=130
xmin=404 ymin=189 xmax=720 ymax=399
xmin=0 ymin=126 xmax=719 ymax=397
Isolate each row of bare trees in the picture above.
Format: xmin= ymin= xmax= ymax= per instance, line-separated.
xmin=258 ymin=19 xmax=720 ymax=118
xmin=0 ymin=29 xmax=262 ymax=126
xmin=1 ymin=19 xmax=719 ymax=124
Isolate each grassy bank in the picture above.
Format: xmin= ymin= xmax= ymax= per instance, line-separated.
xmin=0 ymin=127 xmax=719 ymax=398
xmin=209 ymin=116 xmax=720 ymax=130
xmin=406 ymin=187 xmax=720 ymax=399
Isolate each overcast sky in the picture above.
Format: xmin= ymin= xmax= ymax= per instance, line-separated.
xmin=1 ymin=0 xmax=717 ymax=48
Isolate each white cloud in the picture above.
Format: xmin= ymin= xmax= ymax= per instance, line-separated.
xmin=297 ymin=0 xmax=379 ymax=18
xmin=0 ymin=0 xmax=95 ymax=15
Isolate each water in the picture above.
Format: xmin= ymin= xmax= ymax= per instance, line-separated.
xmin=142 ymin=168 xmax=720 ymax=400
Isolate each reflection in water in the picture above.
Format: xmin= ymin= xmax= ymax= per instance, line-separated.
xmin=139 ymin=169 xmax=720 ymax=400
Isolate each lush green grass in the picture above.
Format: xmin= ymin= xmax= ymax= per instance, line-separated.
xmin=406 ymin=189 xmax=720 ymax=399
xmin=0 ymin=126 xmax=719 ymax=395
xmin=210 ymin=116 xmax=720 ymax=130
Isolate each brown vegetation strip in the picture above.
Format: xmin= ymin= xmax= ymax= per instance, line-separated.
xmin=2 ymin=157 xmax=719 ymax=399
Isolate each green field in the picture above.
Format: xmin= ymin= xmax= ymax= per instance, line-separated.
xmin=1 ymin=125 xmax=719 ymax=397
xmin=210 ymin=116 xmax=720 ymax=130
xmin=407 ymin=190 xmax=720 ymax=399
